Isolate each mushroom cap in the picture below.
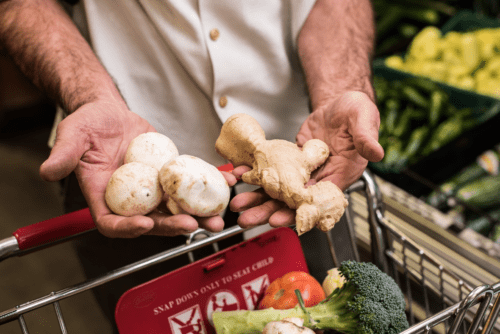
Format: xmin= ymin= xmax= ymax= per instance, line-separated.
xmin=124 ymin=132 xmax=179 ymax=171
xmin=159 ymin=155 xmax=230 ymax=217
xmin=105 ymin=162 xmax=163 ymax=216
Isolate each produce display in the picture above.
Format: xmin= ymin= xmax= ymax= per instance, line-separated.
xmin=425 ymin=144 xmax=500 ymax=242
xmin=212 ymin=261 xmax=409 ymax=334
xmin=215 ymin=113 xmax=348 ymax=235
xmin=105 ymin=132 xmax=230 ymax=217
xmin=373 ymin=76 xmax=477 ymax=170
xmin=373 ymin=0 xmax=457 ymax=57
xmin=427 ymin=145 xmax=500 ymax=207
xmin=385 ymin=25 xmax=500 ymax=98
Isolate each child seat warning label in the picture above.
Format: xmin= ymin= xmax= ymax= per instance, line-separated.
xmin=241 ymin=274 xmax=270 ymax=310
xmin=205 ymin=290 xmax=240 ymax=325
xmin=168 ymin=305 xmax=206 ymax=334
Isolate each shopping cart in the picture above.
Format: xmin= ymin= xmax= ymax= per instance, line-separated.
xmin=0 ymin=169 xmax=499 ymax=334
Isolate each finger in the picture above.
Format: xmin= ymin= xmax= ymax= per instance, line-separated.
xmin=220 ymin=171 xmax=238 ymax=187
xmin=40 ymin=124 xmax=88 ymax=182
xmin=232 ymin=165 xmax=251 ymax=179
xmin=268 ymin=207 xmax=296 ymax=227
xmin=145 ymin=211 xmax=199 ymax=236
xmin=197 ymin=215 xmax=225 ymax=232
xmin=229 ymin=188 xmax=270 ymax=212
xmin=237 ymin=199 xmax=285 ymax=228
xmin=352 ymin=101 xmax=385 ymax=162
xmin=355 ymin=135 xmax=385 ymax=162
xmin=96 ymin=214 xmax=155 ymax=238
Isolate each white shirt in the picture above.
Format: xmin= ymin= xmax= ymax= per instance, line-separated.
xmin=55 ymin=0 xmax=317 ymax=166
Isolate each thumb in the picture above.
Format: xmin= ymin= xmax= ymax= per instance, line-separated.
xmin=355 ymin=136 xmax=384 ymax=163
xmin=40 ymin=126 xmax=87 ymax=182
xmin=352 ymin=102 xmax=385 ymax=163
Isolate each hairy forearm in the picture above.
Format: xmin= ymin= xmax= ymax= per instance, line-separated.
xmin=298 ymin=0 xmax=376 ymax=109
xmin=0 ymin=0 xmax=124 ymax=112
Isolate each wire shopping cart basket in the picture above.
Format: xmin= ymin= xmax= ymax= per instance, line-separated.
xmin=0 ymin=169 xmax=499 ymax=334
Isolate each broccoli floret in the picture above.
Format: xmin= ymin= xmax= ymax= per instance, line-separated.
xmin=212 ymin=261 xmax=409 ymax=334
xmin=320 ymin=260 xmax=410 ymax=334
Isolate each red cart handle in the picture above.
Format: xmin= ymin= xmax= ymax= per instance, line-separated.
xmin=13 ymin=208 xmax=95 ymax=250
xmin=11 ymin=164 xmax=235 ymax=251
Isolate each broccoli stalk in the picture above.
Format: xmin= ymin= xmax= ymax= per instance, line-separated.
xmin=212 ymin=261 xmax=409 ymax=334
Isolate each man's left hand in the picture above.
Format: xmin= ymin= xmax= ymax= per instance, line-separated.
xmin=230 ymin=91 xmax=384 ymax=228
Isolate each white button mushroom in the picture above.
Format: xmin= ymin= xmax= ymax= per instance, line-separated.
xmin=124 ymin=132 xmax=179 ymax=171
xmin=105 ymin=162 xmax=163 ymax=216
xmin=159 ymin=155 xmax=230 ymax=217
xmin=262 ymin=318 xmax=315 ymax=334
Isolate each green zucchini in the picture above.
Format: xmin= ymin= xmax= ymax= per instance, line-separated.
xmin=384 ymin=99 xmax=400 ymax=135
xmin=429 ymin=90 xmax=447 ymax=127
xmin=405 ymin=77 xmax=439 ymax=94
xmin=427 ymin=148 xmax=500 ymax=207
xmin=376 ymin=6 xmax=404 ymax=38
xmin=421 ymin=116 xmax=463 ymax=155
xmin=383 ymin=138 xmax=404 ymax=166
xmin=455 ymin=175 xmax=500 ymax=209
xmin=400 ymin=7 xmax=440 ymax=24
xmin=404 ymin=126 xmax=430 ymax=159
xmin=467 ymin=207 xmax=500 ymax=237
xmin=401 ymin=85 xmax=429 ymax=109
xmin=393 ymin=107 xmax=413 ymax=138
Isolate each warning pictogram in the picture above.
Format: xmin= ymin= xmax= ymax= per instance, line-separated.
xmin=168 ymin=305 xmax=206 ymax=334
xmin=206 ymin=290 xmax=239 ymax=325
xmin=241 ymin=274 xmax=270 ymax=310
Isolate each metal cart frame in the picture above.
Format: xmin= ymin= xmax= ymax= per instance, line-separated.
xmin=0 ymin=171 xmax=499 ymax=334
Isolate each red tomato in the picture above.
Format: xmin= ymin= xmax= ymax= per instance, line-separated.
xmin=258 ymin=271 xmax=325 ymax=310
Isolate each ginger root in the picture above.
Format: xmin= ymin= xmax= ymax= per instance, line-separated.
xmin=215 ymin=113 xmax=348 ymax=235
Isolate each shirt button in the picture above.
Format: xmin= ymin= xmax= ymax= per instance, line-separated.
xmin=210 ymin=28 xmax=220 ymax=41
xmin=219 ymin=96 xmax=228 ymax=108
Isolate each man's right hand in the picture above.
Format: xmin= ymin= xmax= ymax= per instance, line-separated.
xmin=40 ymin=101 xmax=237 ymax=238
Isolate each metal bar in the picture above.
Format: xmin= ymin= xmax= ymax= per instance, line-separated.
xmin=419 ymin=250 xmax=431 ymax=319
xmin=400 ymin=303 xmax=461 ymax=334
xmin=0 ymin=236 xmax=19 ymax=262
xmin=402 ymin=239 xmax=415 ymax=325
xmin=0 ymin=224 xmax=246 ymax=325
xmin=186 ymin=229 xmax=219 ymax=264
xmin=52 ymin=291 xmax=67 ymax=334
xmin=448 ymin=285 xmax=491 ymax=334
xmin=482 ymin=291 xmax=500 ymax=334
xmin=467 ymin=291 xmax=492 ymax=334
xmin=18 ymin=314 xmax=28 ymax=334
xmin=362 ymin=170 xmax=388 ymax=273
xmin=324 ymin=228 xmax=339 ymax=267
xmin=342 ymin=192 xmax=360 ymax=262
xmin=439 ymin=266 xmax=450 ymax=333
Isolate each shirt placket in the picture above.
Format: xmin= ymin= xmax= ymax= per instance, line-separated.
xmin=198 ymin=0 xmax=234 ymax=121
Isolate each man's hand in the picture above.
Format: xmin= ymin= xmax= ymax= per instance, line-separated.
xmin=40 ymin=101 xmax=237 ymax=238
xmin=296 ymin=91 xmax=384 ymax=190
xmin=229 ymin=91 xmax=383 ymax=229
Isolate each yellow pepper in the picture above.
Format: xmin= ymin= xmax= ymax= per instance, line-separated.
xmin=460 ymin=33 xmax=480 ymax=70
xmin=385 ymin=55 xmax=404 ymax=69
xmin=474 ymin=28 xmax=498 ymax=60
xmin=456 ymin=76 xmax=476 ymax=90
xmin=407 ymin=26 xmax=442 ymax=60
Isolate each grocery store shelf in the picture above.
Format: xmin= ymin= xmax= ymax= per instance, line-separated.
xmin=350 ymin=187 xmax=500 ymax=292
